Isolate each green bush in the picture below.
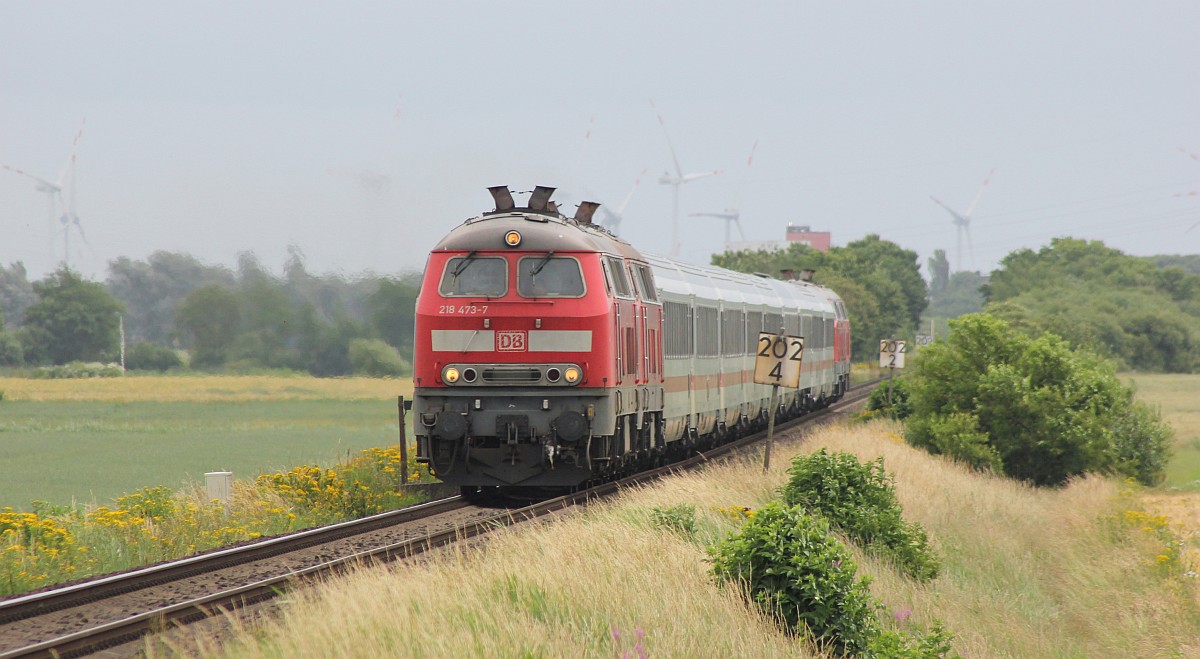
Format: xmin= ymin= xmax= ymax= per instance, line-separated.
xmin=868 ymin=625 xmax=958 ymax=658
xmin=864 ymin=377 xmax=913 ymax=420
xmin=709 ymin=502 xmax=880 ymax=656
xmin=782 ymin=450 xmax=940 ymax=581
xmin=905 ymin=313 xmax=1173 ymax=486
xmin=650 ymin=504 xmax=697 ymax=538
xmin=32 ymin=361 xmax=124 ymax=379
xmin=348 ymin=338 xmax=409 ymax=377
xmin=125 ymin=341 xmax=184 ymax=372
xmin=906 ymin=412 xmax=1002 ymax=473
xmin=1110 ymin=403 xmax=1174 ymax=488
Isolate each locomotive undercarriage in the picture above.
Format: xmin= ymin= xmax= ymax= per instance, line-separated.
xmin=414 ymin=374 xmax=849 ymax=498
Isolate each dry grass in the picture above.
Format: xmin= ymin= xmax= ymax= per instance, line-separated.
xmin=166 ymin=421 xmax=1200 ymax=658
xmin=0 ymin=375 xmax=411 ymax=403
xmin=166 ymin=502 xmax=806 ymax=657
xmin=808 ymin=423 xmax=1200 ymax=658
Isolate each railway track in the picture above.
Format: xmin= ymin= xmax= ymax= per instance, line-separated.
xmin=0 ymin=381 xmax=876 ymax=658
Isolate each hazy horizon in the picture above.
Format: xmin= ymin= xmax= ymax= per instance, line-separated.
xmin=3 ymin=2 xmax=1197 ymax=283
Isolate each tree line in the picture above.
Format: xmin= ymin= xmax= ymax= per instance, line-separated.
xmin=714 ymin=235 xmax=1200 ymax=374
xmin=3 ymin=234 xmax=1199 ymax=375
xmin=0 ymin=249 xmax=419 ymax=377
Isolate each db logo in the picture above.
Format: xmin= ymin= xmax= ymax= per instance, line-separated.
xmin=496 ymin=331 xmax=527 ymax=352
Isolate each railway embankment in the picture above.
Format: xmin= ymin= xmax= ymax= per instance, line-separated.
xmin=181 ymin=420 xmax=1200 ymax=658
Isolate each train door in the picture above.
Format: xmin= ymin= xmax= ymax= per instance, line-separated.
xmin=632 ymin=262 xmax=663 ymax=385
xmin=627 ymin=262 xmax=647 ymax=386
xmin=603 ymin=255 xmax=637 ymax=392
xmin=632 ymin=262 xmax=664 ymax=442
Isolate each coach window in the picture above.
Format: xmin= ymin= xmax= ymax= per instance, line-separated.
xmin=604 ymin=256 xmax=634 ymax=299
xmin=517 ymin=255 xmax=585 ymax=298
xmin=439 ymin=256 xmax=507 ymax=297
xmin=632 ymin=264 xmax=659 ymax=303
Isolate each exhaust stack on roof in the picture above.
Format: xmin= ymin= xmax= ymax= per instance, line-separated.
xmin=574 ymin=201 xmax=600 ymax=225
xmin=489 ymin=186 xmax=515 ymax=212
xmin=528 ymin=185 xmax=556 ymax=212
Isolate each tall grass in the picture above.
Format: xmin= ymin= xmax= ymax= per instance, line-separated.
xmin=173 ymin=422 xmax=1200 ymax=658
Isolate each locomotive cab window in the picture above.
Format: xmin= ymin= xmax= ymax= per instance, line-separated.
xmin=603 ymin=256 xmax=634 ymax=299
xmin=632 ymin=263 xmax=659 ymax=303
xmin=439 ymin=255 xmax=507 ymax=297
xmin=517 ymin=255 xmax=585 ymax=298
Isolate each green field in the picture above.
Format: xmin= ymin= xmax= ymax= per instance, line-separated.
xmin=3 ymin=372 xmax=1197 ymax=510
xmin=1126 ymin=373 xmax=1200 ymax=490
xmin=0 ymin=376 xmax=411 ymax=510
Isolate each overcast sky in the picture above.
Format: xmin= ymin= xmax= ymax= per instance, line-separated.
xmin=2 ymin=2 xmax=1198 ymax=283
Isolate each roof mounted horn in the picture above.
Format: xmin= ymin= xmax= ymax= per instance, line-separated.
xmin=488 ymin=186 xmax=516 ymax=212
xmin=528 ymin=185 xmax=556 ymax=212
xmin=574 ymin=201 xmax=601 ymax=225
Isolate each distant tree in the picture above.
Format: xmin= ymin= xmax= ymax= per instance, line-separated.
xmin=926 ymin=271 xmax=986 ymax=320
xmin=713 ymin=235 xmax=927 ymax=359
xmin=106 ymin=251 xmax=235 ymax=345
xmin=367 ymin=277 xmax=419 ymax=355
xmin=232 ymin=278 xmax=298 ymax=368
xmin=927 ymin=249 xmax=950 ymax=301
xmin=980 ymin=237 xmax=1200 ymax=372
xmin=982 ymin=238 xmax=1160 ymax=304
xmin=0 ymin=261 xmax=36 ymax=330
xmin=348 ymin=338 xmax=409 ymax=377
xmin=175 ymin=284 xmax=241 ymax=368
xmin=0 ymin=331 xmax=22 ymax=366
xmin=124 ymin=341 xmax=183 ymax=372
xmin=19 ymin=267 xmax=123 ymax=365
xmin=0 ymin=306 xmax=22 ymax=366
xmin=296 ymin=304 xmax=364 ymax=377
xmin=1148 ymin=254 xmax=1200 ymax=275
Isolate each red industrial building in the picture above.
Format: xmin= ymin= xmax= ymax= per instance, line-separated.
xmin=785 ymin=224 xmax=831 ymax=252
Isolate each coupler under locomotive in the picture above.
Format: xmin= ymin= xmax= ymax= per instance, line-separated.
xmin=413 ymin=388 xmax=618 ymax=489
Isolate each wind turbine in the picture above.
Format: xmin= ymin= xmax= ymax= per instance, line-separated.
xmin=691 ymin=141 xmax=757 ymax=252
xmin=3 ymin=121 xmax=85 ymax=266
xmin=931 ymin=167 xmax=995 ymax=272
xmin=594 ymin=169 xmax=647 ymax=235
xmin=651 ymin=101 xmax=720 ymax=258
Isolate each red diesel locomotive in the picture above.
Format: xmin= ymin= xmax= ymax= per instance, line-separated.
xmin=412 ymin=186 xmax=851 ymax=494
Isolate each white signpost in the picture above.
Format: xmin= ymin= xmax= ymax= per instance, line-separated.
xmin=879 ymin=338 xmax=907 ymax=406
xmin=754 ymin=328 xmax=804 ymax=472
xmin=879 ymin=339 xmax=907 ymax=369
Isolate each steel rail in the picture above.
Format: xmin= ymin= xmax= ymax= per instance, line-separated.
xmin=0 ymin=496 xmax=469 ymax=626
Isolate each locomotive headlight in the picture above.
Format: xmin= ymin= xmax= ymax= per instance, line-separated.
xmin=564 ymin=366 xmax=581 ymax=384
xmin=504 ymin=230 xmax=522 ymax=247
xmin=443 ymin=366 xmax=461 ymax=384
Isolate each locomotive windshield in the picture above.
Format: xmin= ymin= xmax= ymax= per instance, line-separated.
xmin=439 ymin=255 xmax=507 ymax=297
xmin=518 ymin=255 xmax=585 ymax=297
